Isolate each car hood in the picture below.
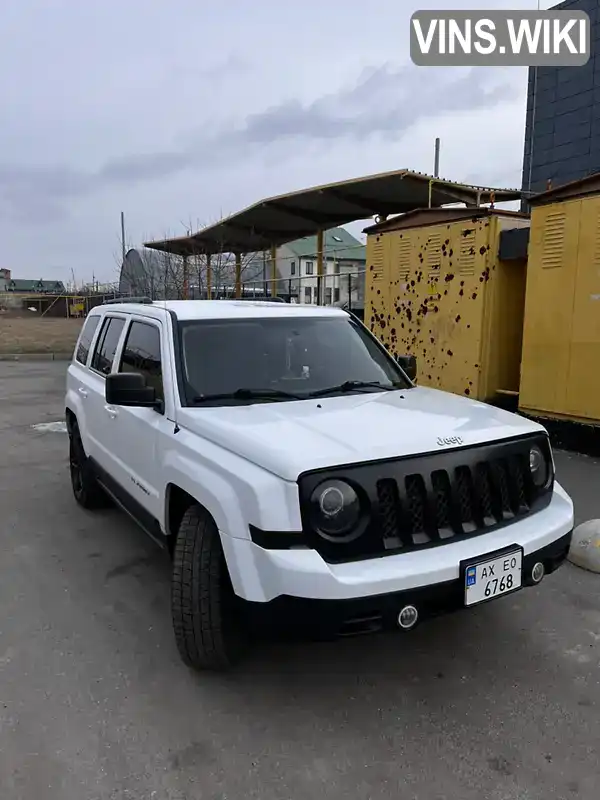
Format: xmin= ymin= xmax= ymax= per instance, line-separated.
xmin=176 ymin=386 xmax=546 ymax=482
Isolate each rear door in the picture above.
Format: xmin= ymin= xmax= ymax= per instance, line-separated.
xmin=85 ymin=313 xmax=128 ymax=473
xmin=66 ymin=312 xmax=102 ymax=446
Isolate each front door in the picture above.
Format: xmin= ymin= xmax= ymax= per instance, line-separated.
xmin=106 ymin=316 xmax=171 ymax=526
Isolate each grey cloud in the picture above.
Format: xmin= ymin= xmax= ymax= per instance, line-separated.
xmin=0 ymin=63 xmax=519 ymax=222
xmin=240 ymin=64 xmax=517 ymax=143
xmin=99 ymin=151 xmax=192 ymax=184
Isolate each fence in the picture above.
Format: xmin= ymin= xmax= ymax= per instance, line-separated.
xmin=207 ymin=269 xmax=366 ymax=311
xmin=0 ymin=290 xmax=123 ymax=318
xmin=0 ymin=268 xmax=367 ymax=318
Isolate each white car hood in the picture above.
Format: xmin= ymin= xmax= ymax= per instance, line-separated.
xmin=177 ymin=386 xmax=546 ymax=482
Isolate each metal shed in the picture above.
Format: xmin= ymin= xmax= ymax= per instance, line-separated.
xmin=363 ymin=206 xmax=531 ymax=403
xmin=519 ymin=172 xmax=600 ymax=425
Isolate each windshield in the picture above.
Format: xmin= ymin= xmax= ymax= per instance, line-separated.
xmin=178 ymin=315 xmax=410 ymax=405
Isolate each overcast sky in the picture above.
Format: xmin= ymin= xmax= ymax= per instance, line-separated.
xmin=1 ymin=0 xmax=556 ymax=283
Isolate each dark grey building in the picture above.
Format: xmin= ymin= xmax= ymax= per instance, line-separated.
xmin=521 ymin=0 xmax=600 ymax=203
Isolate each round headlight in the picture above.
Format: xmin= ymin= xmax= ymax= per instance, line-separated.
xmin=529 ymin=444 xmax=549 ymax=487
xmin=309 ymin=479 xmax=361 ymax=541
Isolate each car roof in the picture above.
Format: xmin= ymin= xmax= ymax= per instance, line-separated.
xmin=93 ymin=300 xmax=349 ymax=322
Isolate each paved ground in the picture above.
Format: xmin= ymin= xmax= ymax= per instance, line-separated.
xmin=1 ymin=361 xmax=600 ymax=800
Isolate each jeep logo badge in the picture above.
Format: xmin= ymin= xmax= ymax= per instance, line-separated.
xmin=437 ymin=436 xmax=463 ymax=447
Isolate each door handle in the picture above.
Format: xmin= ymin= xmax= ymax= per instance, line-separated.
xmin=78 ymin=388 xmax=88 ymax=398
xmin=104 ymin=405 xmax=119 ymax=419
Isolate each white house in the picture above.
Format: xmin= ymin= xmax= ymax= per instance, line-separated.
xmin=275 ymin=227 xmax=366 ymax=307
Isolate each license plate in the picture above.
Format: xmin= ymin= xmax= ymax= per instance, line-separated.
xmin=463 ymin=548 xmax=523 ymax=607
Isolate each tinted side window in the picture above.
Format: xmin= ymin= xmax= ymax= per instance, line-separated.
xmin=75 ymin=315 xmax=100 ymax=365
xmin=119 ymin=320 xmax=163 ymax=400
xmin=91 ymin=317 xmax=126 ymax=376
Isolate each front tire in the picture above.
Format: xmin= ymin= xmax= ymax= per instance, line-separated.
xmin=69 ymin=422 xmax=108 ymax=510
xmin=171 ymin=504 xmax=248 ymax=671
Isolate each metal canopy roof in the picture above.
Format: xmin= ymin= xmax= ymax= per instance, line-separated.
xmin=527 ymin=171 xmax=600 ymax=207
xmin=144 ymin=169 xmax=522 ymax=256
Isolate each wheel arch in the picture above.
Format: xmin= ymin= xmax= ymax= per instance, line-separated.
xmin=65 ymin=407 xmax=76 ymax=434
xmin=165 ymin=483 xmax=219 ymax=554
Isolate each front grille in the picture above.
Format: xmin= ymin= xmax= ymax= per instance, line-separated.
xmin=376 ymin=452 xmax=531 ymax=552
xmin=298 ymin=433 xmax=553 ymax=563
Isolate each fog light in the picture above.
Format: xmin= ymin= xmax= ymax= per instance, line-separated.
xmin=398 ymin=605 xmax=419 ymax=630
xmin=531 ymin=562 xmax=545 ymax=584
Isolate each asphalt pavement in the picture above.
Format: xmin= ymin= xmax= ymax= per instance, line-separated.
xmin=1 ymin=361 xmax=600 ymax=800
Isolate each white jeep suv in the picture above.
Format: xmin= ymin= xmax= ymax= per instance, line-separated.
xmin=65 ymin=299 xmax=574 ymax=671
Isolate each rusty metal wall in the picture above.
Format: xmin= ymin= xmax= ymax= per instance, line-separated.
xmin=519 ymin=194 xmax=600 ymax=424
xmin=365 ymin=213 xmax=528 ymax=402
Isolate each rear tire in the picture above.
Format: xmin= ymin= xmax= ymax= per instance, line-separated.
xmin=69 ymin=422 xmax=109 ymax=510
xmin=171 ymin=504 xmax=249 ymax=671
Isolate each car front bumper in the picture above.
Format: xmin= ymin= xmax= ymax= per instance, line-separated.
xmin=244 ymin=531 xmax=573 ymax=638
xmin=220 ymin=480 xmax=574 ymax=605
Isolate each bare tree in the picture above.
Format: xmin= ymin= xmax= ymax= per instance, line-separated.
xmin=117 ymin=213 xmax=273 ymax=301
xmin=135 ymin=214 xmax=267 ymax=299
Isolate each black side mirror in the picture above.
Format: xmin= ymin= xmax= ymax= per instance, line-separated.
xmin=395 ymin=354 xmax=417 ymax=382
xmin=105 ymin=372 xmax=158 ymax=408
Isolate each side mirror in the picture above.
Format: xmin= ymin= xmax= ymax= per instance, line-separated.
xmin=105 ymin=372 xmax=158 ymax=408
xmin=396 ymin=354 xmax=417 ymax=382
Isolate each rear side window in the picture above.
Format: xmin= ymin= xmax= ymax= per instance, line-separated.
xmin=75 ymin=315 xmax=100 ymax=365
xmin=91 ymin=317 xmax=126 ymax=376
xmin=119 ymin=320 xmax=164 ymax=401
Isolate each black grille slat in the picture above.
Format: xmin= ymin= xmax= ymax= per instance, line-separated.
xmin=474 ymin=462 xmax=496 ymax=525
xmin=421 ymin=474 xmax=443 ymax=541
xmin=512 ymin=452 xmax=533 ymax=509
xmin=497 ymin=458 xmax=517 ymax=517
xmin=454 ymin=466 xmax=477 ymax=532
xmin=405 ymin=474 xmax=425 ymax=538
xmin=431 ymin=470 xmax=458 ymax=538
xmin=489 ymin=459 xmax=514 ymax=520
xmin=376 ymin=479 xmax=404 ymax=549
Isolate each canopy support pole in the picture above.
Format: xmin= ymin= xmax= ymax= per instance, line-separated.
xmin=206 ymin=253 xmax=212 ymax=299
xmin=270 ymin=245 xmax=277 ymax=297
xmin=235 ymin=253 xmax=242 ymax=298
xmin=182 ymin=255 xmax=189 ymax=299
xmin=317 ymin=229 xmax=324 ymax=305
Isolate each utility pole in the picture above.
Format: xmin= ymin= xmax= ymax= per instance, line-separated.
xmin=120 ymin=211 xmax=126 ymax=265
xmin=434 ymin=138 xmax=440 ymax=178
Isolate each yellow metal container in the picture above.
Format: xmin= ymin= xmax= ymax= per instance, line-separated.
xmin=364 ymin=208 xmax=530 ymax=402
xmin=519 ymin=176 xmax=600 ymax=424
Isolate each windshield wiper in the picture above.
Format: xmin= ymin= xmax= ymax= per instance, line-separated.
xmin=308 ymin=380 xmax=399 ymax=398
xmin=192 ymin=388 xmax=303 ymax=404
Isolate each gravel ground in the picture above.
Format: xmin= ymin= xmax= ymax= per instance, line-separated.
xmin=1 ymin=361 xmax=599 ymax=800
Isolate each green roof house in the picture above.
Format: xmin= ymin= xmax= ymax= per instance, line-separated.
xmin=7 ymin=278 xmax=65 ymax=294
xmin=275 ymin=227 xmax=366 ymax=307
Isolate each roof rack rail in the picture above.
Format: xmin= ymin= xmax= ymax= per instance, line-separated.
xmin=225 ymin=295 xmax=286 ymax=303
xmin=102 ymin=296 xmax=153 ymax=305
